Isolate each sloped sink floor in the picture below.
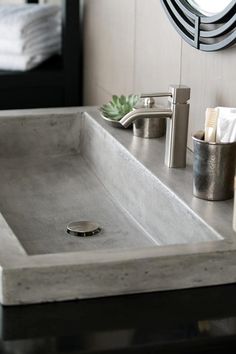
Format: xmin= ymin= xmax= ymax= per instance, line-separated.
xmin=0 ymin=154 xmax=154 ymax=255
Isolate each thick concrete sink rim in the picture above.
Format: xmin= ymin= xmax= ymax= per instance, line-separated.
xmin=0 ymin=107 xmax=236 ymax=305
xmin=0 ymin=107 xmax=234 ymax=269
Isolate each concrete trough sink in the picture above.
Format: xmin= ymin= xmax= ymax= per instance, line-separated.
xmin=0 ymin=107 xmax=235 ymax=305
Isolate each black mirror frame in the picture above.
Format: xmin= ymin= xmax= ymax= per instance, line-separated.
xmin=161 ymin=0 xmax=236 ymax=51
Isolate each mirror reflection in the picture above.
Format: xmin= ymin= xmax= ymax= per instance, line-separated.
xmin=187 ymin=0 xmax=233 ymax=16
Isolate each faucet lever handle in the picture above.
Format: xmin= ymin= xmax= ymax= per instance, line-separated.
xmin=141 ymin=92 xmax=172 ymax=99
xmin=140 ymin=85 xmax=191 ymax=105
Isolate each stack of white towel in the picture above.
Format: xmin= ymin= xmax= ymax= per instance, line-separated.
xmin=0 ymin=4 xmax=61 ymax=71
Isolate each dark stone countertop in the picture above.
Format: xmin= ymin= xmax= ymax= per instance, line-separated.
xmin=1 ymin=284 xmax=236 ymax=354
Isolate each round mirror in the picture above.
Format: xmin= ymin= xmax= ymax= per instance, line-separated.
xmin=187 ymin=0 xmax=233 ymax=16
xmin=161 ymin=0 xmax=236 ymax=52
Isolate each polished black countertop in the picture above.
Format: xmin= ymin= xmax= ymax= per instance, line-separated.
xmin=1 ymin=284 xmax=236 ymax=354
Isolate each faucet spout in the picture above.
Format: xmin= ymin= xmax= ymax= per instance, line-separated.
xmin=119 ymin=108 xmax=172 ymax=128
xmin=119 ymin=85 xmax=191 ymax=168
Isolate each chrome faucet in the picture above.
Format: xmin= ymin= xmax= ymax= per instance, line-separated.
xmin=120 ymin=85 xmax=190 ymax=168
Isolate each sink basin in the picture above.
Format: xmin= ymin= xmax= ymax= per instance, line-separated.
xmin=0 ymin=107 xmax=235 ymax=305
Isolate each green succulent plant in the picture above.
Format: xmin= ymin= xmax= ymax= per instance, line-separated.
xmin=101 ymin=94 xmax=140 ymax=121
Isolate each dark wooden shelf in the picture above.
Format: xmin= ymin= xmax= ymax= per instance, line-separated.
xmin=1 ymin=284 xmax=236 ymax=353
xmin=0 ymin=56 xmax=63 ymax=88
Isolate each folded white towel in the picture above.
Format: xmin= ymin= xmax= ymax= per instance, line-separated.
xmin=0 ymin=4 xmax=60 ymax=39
xmin=216 ymin=107 xmax=236 ymax=143
xmin=0 ymin=4 xmax=62 ymax=71
xmin=0 ymin=43 xmax=61 ymax=71
xmin=0 ymin=26 xmax=61 ymax=55
xmin=26 ymin=18 xmax=61 ymax=38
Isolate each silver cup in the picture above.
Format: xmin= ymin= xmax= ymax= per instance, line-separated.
xmin=133 ymin=117 xmax=166 ymax=138
xmin=192 ymin=131 xmax=236 ymax=201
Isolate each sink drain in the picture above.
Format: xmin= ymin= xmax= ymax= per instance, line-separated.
xmin=67 ymin=221 xmax=102 ymax=237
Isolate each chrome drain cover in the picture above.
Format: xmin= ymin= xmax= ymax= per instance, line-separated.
xmin=67 ymin=221 xmax=102 ymax=237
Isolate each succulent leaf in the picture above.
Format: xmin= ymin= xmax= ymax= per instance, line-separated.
xmin=100 ymin=94 xmax=140 ymax=121
xmin=112 ymin=95 xmax=119 ymax=105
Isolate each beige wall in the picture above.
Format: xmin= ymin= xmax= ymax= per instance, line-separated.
xmin=83 ymin=0 xmax=236 ymax=149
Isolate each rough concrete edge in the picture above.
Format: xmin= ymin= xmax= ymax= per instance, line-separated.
xmin=0 ymin=107 xmax=82 ymax=118
xmin=2 ymin=249 xmax=236 ymax=306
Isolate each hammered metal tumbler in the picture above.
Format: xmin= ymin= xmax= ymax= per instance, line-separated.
xmin=192 ymin=131 xmax=236 ymax=201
